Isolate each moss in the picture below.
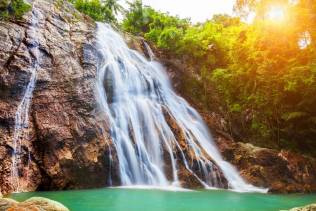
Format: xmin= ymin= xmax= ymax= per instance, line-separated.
xmin=0 ymin=0 xmax=31 ymax=20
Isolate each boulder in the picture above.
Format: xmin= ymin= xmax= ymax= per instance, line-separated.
xmin=7 ymin=197 xmax=69 ymax=211
xmin=0 ymin=198 xmax=18 ymax=211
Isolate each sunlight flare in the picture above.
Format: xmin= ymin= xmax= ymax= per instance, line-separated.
xmin=266 ymin=6 xmax=286 ymax=21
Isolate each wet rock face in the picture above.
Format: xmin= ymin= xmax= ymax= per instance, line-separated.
xmin=162 ymin=108 xmax=228 ymax=189
xmin=215 ymin=136 xmax=316 ymax=193
xmin=0 ymin=0 xmax=118 ymax=195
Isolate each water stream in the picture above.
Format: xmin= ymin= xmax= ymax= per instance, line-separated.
xmin=10 ymin=5 xmax=41 ymax=193
xmin=95 ymin=23 xmax=266 ymax=193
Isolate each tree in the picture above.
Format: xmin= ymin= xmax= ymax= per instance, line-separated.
xmin=70 ymin=0 xmax=116 ymax=23
xmin=104 ymin=0 xmax=124 ymax=15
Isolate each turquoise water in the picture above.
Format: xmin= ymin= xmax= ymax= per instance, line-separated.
xmin=10 ymin=188 xmax=316 ymax=211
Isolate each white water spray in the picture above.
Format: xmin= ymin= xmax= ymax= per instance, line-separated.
xmin=11 ymin=6 xmax=41 ymax=193
xmin=95 ymin=23 xmax=266 ymax=193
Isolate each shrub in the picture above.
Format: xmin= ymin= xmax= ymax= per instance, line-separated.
xmin=69 ymin=0 xmax=117 ymax=23
xmin=0 ymin=0 xmax=31 ymax=20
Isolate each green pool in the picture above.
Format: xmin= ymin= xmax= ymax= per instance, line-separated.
xmin=10 ymin=187 xmax=316 ymax=211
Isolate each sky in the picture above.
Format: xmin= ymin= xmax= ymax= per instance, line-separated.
xmin=121 ymin=0 xmax=236 ymax=23
xmin=141 ymin=0 xmax=236 ymax=23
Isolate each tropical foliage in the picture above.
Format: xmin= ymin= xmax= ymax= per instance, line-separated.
xmin=122 ymin=0 xmax=316 ymax=153
xmin=69 ymin=0 xmax=123 ymax=23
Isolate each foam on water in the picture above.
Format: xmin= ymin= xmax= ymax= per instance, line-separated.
xmin=112 ymin=185 xmax=193 ymax=192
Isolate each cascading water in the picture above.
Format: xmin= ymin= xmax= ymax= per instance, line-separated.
xmin=11 ymin=5 xmax=41 ymax=192
xmin=143 ymin=41 xmax=155 ymax=61
xmin=95 ymin=23 xmax=266 ymax=193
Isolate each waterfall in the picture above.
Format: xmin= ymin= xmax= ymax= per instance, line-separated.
xmin=95 ymin=23 xmax=266 ymax=193
xmin=143 ymin=41 xmax=155 ymax=61
xmin=11 ymin=6 xmax=41 ymax=193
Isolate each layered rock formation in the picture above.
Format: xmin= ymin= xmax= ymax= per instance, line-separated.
xmin=0 ymin=0 xmax=118 ymax=195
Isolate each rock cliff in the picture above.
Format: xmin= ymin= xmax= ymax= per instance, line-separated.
xmin=0 ymin=0 xmax=117 ymax=195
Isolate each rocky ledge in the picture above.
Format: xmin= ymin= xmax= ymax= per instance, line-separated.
xmin=285 ymin=203 xmax=316 ymax=211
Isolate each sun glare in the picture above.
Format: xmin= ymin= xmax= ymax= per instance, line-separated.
xmin=266 ymin=6 xmax=285 ymax=21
